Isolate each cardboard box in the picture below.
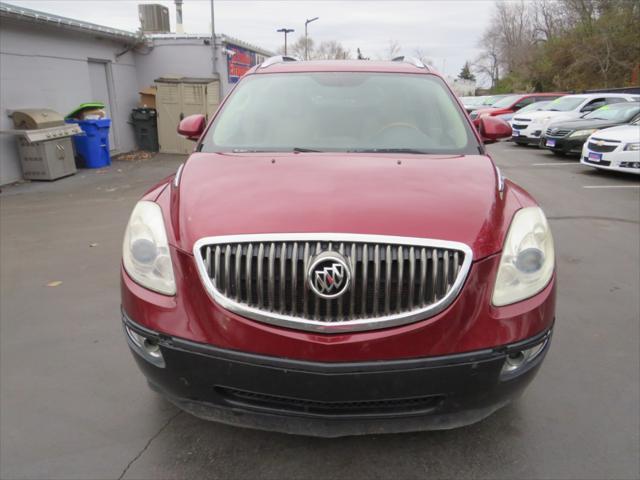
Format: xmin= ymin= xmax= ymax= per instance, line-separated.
xmin=139 ymin=86 xmax=157 ymax=109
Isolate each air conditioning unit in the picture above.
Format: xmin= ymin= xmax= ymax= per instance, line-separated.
xmin=138 ymin=4 xmax=170 ymax=33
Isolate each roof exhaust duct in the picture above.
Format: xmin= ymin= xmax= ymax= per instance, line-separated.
xmin=175 ymin=0 xmax=184 ymax=34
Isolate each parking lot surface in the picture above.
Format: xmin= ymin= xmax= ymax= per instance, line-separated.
xmin=1 ymin=144 xmax=638 ymax=480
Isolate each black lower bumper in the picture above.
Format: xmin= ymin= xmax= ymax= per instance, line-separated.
xmin=541 ymin=136 xmax=585 ymax=154
xmin=512 ymin=135 xmax=541 ymax=145
xmin=123 ymin=313 xmax=552 ymax=437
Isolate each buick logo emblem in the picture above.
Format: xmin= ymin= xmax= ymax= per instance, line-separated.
xmin=308 ymin=252 xmax=351 ymax=299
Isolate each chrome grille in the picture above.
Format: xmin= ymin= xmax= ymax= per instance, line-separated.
xmin=194 ymin=234 xmax=472 ymax=333
xmin=545 ymin=128 xmax=572 ymax=137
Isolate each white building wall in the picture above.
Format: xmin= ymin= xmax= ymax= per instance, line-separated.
xmin=0 ymin=19 xmax=138 ymax=185
xmin=134 ymin=38 xmax=217 ymax=90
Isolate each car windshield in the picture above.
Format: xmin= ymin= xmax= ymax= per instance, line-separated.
xmin=491 ymin=95 xmax=522 ymax=109
xmin=546 ymin=96 xmax=585 ymax=111
xmin=482 ymin=95 xmax=504 ymax=106
xmin=584 ymin=103 xmax=640 ymax=121
xmin=202 ymin=72 xmax=478 ymax=154
xmin=518 ymin=101 xmax=550 ymax=113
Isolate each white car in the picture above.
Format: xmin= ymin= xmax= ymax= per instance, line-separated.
xmin=512 ymin=94 xmax=639 ymax=146
xmin=580 ymin=119 xmax=640 ymax=174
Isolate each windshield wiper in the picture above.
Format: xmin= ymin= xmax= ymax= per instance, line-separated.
xmin=347 ymin=148 xmax=430 ymax=154
xmin=292 ymin=147 xmax=324 ymax=152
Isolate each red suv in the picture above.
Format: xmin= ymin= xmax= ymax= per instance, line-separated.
xmin=121 ymin=57 xmax=556 ymax=437
xmin=469 ymin=92 xmax=565 ymax=126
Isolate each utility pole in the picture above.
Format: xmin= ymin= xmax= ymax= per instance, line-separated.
xmin=277 ymin=28 xmax=294 ymax=56
xmin=304 ymin=17 xmax=318 ymax=60
xmin=210 ymin=0 xmax=217 ymax=73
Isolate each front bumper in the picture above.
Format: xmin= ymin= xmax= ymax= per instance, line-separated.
xmin=541 ymin=136 xmax=586 ymax=154
xmin=123 ymin=311 xmax=553 ymax=437
xmin=580 ymin=148 xmax=640 ymax=175
xmin=512 ymin=122 xmax=545 ymax=144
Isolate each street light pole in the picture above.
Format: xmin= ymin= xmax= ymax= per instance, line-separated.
xmin=304 ymin=17 xmax=319 ymax=60
xmin=276 ymin=28 xmax=294 ymax=56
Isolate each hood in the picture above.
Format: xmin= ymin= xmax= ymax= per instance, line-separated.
xmin=590 ymin=124 xmax=640 ymax=142
xmin=547 ymin=117 xmax=625 ymax=131
xmin=168 ymin=152 xmax=520 ymax=260
xmin=524 ymin=110 xmax=577 ymax=122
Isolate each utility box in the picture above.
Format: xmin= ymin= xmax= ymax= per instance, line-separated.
xmin=10 ymin=108 xmax=80 ymax=181
xmin=155 ymin=75 xmax=220 ymax=154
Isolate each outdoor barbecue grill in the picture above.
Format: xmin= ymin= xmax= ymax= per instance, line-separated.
xmin=5 ymin=108 xmax=82 ymax=180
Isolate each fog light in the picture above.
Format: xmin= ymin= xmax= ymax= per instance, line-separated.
xmin=501 ymin=339 xmax=548 ymax=377
xmin=125 ymin=325 xmax=165 ymax=367
xmin=620 ymin=162 xmax=640 ymax=169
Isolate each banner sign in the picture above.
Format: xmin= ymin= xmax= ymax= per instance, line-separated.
xmin=227 ymin=44 xmax=258 ymax=83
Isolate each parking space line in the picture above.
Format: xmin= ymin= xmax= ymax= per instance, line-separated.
xmin=583 ymin=185 xmax=640 ymax=189
xmin=532 ymin=162 xmax=577 ymax=166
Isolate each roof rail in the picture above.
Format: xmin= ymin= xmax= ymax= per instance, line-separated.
xmin=391 ymin=56 xmax=430 ymax=70
xmin=259 ymin=55 xmax=299 ymax=69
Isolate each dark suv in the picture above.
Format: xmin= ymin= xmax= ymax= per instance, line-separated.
xmin=121 ymin=57 xmax=556 ymax=437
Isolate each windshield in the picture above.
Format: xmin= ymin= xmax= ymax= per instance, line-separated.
xmin=547 ymin=96 xmax=585 ymax=111
xmin=462 ymin=96 xmax=483 ymax=105
xmin=202 ymin=72 xmax=478 ymax=154
xmin=491 ymin=95 xmax=522 ymax=109
xmin=482 ymin=96 xmax=502 ymax=106
xmin=584 ymin=103 xmax=640 ymax=121
xmin=518 ymin=101 xmax=550 ymax=113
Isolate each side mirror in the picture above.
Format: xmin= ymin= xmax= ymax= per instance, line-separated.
xmin=177 ymin=114 xmax=206 ymax=141
xmin=479 ymin=116 xmax=512 ymax=144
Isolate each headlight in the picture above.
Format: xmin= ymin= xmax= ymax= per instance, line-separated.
xmin=569 ymin=129 xmax=597 ymax=138
xmin=492 ymin=207 xmax=554 ymax=307
xmin=624 ymin=142 xmax=640 ymax=151
xmin=122 ymin=201 xmax=176 ymax=295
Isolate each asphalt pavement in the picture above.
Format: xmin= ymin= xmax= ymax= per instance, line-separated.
xmin=1 ymin=144 xmax=638 ymax=480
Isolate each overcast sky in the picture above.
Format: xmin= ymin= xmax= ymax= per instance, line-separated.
xmin=8 ymin=0 xmax=494 ymax=79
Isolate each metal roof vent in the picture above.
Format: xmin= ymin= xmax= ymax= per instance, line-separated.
xmin=138 ymin=4 xmax=170 ymax=34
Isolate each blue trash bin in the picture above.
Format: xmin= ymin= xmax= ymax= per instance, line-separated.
xmin=66 ymin=118 xmax=111 ymax=168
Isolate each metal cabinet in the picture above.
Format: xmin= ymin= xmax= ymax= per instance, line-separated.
xmin=155 ymin=76 xmax=220 ymax=154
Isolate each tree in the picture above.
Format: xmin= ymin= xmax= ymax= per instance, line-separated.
xmin=382 ymin=40 xmax=401 ymax=60
xmin=458 ymin=61 xmax=476 ymax=81
xmin=474 ymin=28 xmax=501 ymax=89
xmin=413 ymin=47 xmax=434 ymax=67
xmin=476 ymin=0 xmax=640 ymax=91
xmin=277 ymin=36 xmax=312 ymax=59
xmin=315 ymin=40 xmax=351 ymax=60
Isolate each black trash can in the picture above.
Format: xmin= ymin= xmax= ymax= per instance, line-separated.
xmin=130 ymin=108 xmax=159 ymax=151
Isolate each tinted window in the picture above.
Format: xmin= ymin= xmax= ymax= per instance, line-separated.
xmin=581 ymin=98 xmax=606 ymax=112
xmin=202 ymin=73 xmax=479 ymax=154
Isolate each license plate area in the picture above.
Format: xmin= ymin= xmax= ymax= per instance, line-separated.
xmin=588 ymin=152 xmax=602 ymax=162
xmin=546 ymin=139 xmax=556 ymax=147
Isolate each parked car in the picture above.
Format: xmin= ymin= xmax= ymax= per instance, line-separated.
xmin=469 ymin=93 xmax=564 ymax=126
xmin=499 ymin=100 xmax=553 ymax=123
xmin=512 ymin=94 xmax=639 ymax=146
xmin=460 ymin=96 xmax=486 ymax=111
xmin=465 ymin=94 xmax=509 ymax=113
xmin=580 ymin=117 xmax=640 ymax=174
xmin=541 ymin=102 xmax=640 ymax=156
xmin=121 ymin=57 xmax=556 ymax=437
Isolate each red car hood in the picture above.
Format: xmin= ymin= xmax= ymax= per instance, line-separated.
xmin=168 ymin=152 xmax=520 ymax=260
